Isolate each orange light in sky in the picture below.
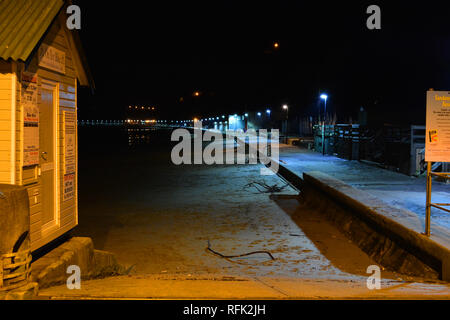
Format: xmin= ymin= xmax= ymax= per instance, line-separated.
xmin=273 ymin=42 xmax=279 ymax=48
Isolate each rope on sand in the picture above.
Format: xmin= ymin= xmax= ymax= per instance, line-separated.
xmin=206 ymin=240 xmax=275 ymax=261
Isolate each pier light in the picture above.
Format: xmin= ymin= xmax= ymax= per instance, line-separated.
xmin=319 ymin=93 xmax=328 ymax=156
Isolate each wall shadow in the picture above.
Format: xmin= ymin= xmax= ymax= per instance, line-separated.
xmin=270 ymin=194 xmax=399 ymax=278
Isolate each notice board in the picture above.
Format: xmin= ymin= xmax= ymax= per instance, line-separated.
xmin=21 ymin=72 xmax=39 ymax=167
xmin=38 ymin=44 xmax=66 ymax=74
xmin=63 ymin=111 xmax=76 ymax=201
xmin=425 ymin=91 xmax=450 ymax=162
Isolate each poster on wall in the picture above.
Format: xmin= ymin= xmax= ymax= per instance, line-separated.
xmin=63 ymin=173 xmax=75 ymax=201
xmin=425 ymin=91 xmax=450 ymax=162
xmin=63 ymin=111 xmax=76 ymax=201
xmin=38 ymin=44 xmax=65 ymax=74
xmin=21 ymin=72 xmax=39 ymax=167
xmin=64 ymin=111 xmax=76 ymax=174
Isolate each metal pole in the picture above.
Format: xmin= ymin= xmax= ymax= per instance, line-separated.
xmin=425 ymin=161 xmax=432 ymax=236
xmin=322 ymin=121 xmax=325 ymax=155
xmin=322 ymin=98 xmax=327 ymax=156
xmin=285 ymin=108 xmax=289 ymax=144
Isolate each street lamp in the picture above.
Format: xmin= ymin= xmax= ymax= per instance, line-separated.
xmin=320 ymin=94 xmax=328 ymax=156
xmin=283 ymin=105 xmax=289 ymax=144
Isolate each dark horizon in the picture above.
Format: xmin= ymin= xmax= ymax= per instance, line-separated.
xmin=76 ymin=1 xmax=450 ymax=125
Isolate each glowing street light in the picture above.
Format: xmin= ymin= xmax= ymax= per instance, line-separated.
xmin=257 ymin=112 xmax=261 ymax=117
xmin=320 ymin=93 xmax=328 ymax=156
xmin=283 ymin=104 xmax=289 ymax=143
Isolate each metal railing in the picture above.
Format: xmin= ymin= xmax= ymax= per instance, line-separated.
xmin=425 ymin=166 xmax=450 ymax=236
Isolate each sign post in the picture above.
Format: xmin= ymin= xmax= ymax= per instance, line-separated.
xmin=425 ymin=161 xmax=432 ymax=236
xmin=424 ymin=90 xmax=450 ymax=236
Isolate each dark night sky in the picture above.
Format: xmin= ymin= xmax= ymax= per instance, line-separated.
xmin=75 ymin=1 xmax=450 ymax=125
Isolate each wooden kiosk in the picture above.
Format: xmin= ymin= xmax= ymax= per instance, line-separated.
xmin=0 ymin=0 xmax=93 ymax=251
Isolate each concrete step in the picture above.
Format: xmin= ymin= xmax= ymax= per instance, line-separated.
xmin=37 ymin=274 xmax=450 ymax=299
xmin=31 ymin=237 xmax=125 ymax=290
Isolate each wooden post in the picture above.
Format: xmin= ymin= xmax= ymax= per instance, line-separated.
xmin=425 ymin=161 xmax=432 ymax=236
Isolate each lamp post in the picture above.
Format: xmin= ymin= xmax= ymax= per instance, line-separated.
xmin=283 ymin=105 xmax=288 ymax=143
xmin=266 ymin=109 xmax=271 ymax=129
xmin=320 ymin=94 xmax=328 ymax=156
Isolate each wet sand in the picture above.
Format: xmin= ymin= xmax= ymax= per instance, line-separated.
xmin=74 ymin=127 xmax=434 ymax=283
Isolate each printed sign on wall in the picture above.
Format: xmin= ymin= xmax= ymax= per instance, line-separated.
xmin=64 ymin=111 xmax=76 ymax=174
xmin=63 ymin=173 xmax=75 ymax=201
xmin=38 ymin=44 xmax=65 ymax=74
xmin=425 ymin=91 xmax=450 ymax=162
xmin=21 ymin=72 xmax=39 ymax=167
xmin=63 ymin=111 xmax=76 ymax=201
